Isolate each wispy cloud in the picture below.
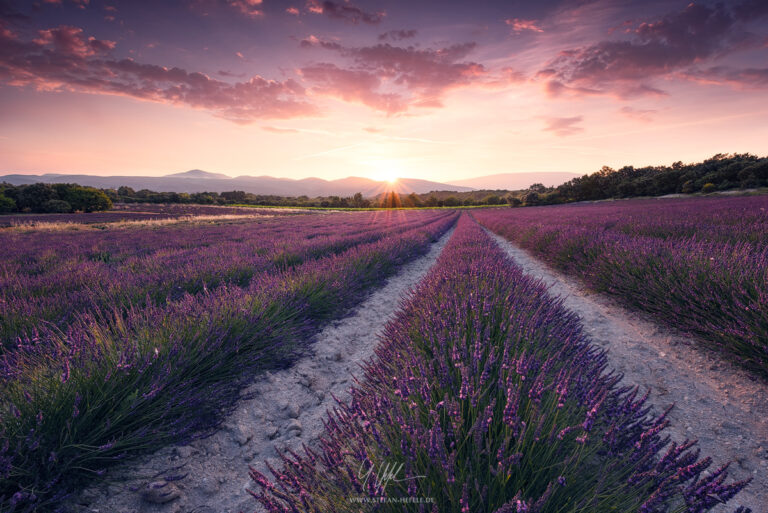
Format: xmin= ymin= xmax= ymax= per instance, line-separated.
xmin=541 ymin=115 xmax=584 ymax=136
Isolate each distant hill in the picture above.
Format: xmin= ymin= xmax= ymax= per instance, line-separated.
xmin=0 ymin=172 xmax=472 ymax=197
xmin=164 ymin=169 xmax=232 ymax=179
xmin=451 ymin=172 xmax=580 ymax=190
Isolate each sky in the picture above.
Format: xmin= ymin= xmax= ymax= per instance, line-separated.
xmin=0 ymin=0 xmax=767 ymax=183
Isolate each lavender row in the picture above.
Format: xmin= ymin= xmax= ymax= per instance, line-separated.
xmin=0 ymin=203 xmax=291 ymax=227
xmin=250 ymin=215 xmax=748 ymax=513
xmin=0 ymin=212 xmax=457 ymax=512
xmin=472 ymin=196 xmax=768 ymax=374
xmin=0 ymin=211 xmax=454 ymax=345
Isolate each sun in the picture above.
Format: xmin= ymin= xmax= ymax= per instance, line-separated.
xmin=372 ymin=170 xmax=400 ymax=184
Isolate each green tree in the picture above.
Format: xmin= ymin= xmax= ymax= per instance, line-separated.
xmin=0 ymin=194 xmax=16 ymax=213
xmin=443 ymin=196 xmax=461 ymax=207
xmin=42 ymin=199 xmax=72 ymax=213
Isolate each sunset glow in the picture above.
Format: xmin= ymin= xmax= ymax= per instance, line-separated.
xmin=0 ymin=0 xmax=766 ymax=181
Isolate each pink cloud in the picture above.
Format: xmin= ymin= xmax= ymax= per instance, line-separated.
xmin=541 ymin=115 xmax=584 ymax=136
xmin=32 ymin=26 xmax=116 ymax=58
xmin=223 ymin=0 xmax=263 ymax=17
xmin=619 ymin=106 xmax=657 ymax=122
xmin=298 ymin=37 xmax=521 ymax=114
xmin=299 ymin=63 xmax=406 ymax=113
xmin=0 ymin=26 xmax=317 ymax=123
xmin=305 ymin=0 xmax=384 ymax=25
xmin=286 ymin=6 xmax=300 ymax=16
xmin=262 ymin=125 xmax=300 ymax=133
xmin=505 ymin=18 xmax=543 ymax=33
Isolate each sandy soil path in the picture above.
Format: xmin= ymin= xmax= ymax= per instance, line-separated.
xmin=73 ymin=227 xmax=454 ymax=513
xmin=487 ymin=229 xmax=768 ymax=513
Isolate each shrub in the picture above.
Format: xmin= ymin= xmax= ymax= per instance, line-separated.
xmin=701 ymin=183 xmax=717 ymax=194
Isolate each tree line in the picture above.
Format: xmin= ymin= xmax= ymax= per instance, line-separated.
xmin=0 ymin=183 xmax=112 ymax=214
xmin=517 ymin=153 xmax=768 ymax=206
xmin=105 ymin=187 xmax=511 ymax=208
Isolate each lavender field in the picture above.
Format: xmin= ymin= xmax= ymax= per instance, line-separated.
xmin=1 ymin=200 xmax=763 ymax=513
xmin=474 ymin=196 xmax=768 ymax=375
xmin=0 ymin=210 xmax=457 ymax=511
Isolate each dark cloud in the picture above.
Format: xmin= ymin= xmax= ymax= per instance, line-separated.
xmin=541 ymin=115 xmax=583 ymax=136
xmin=299 ymin=38 xmax=490 ymax=114
xmin=540 ymin=1 xmax=768 ymax=97
xmin=0 ymin=25 xmax=317 ymax=123
xmin=306 ymin=0 xmax=384 ymax=25
xmin=378 ymin=29 xmax=417 ymax=41
xmin=0 ymin=0 xmax=29 ymax=23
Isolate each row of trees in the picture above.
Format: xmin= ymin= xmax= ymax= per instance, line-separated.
xmin=518 ymin=153 xmax=768 ymax=206
xmin=0 ymin=183 xmax=112 ymax=214
xmin=110 ymin=186 xmax=513 ymax=209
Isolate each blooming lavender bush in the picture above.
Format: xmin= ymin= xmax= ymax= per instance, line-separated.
xmin=0 ymin=211 xmax=457 ymax=512
xmin=250 ymin=215 xmax=749 ymax=513
xmin=473 ymin=195 xmax=768 ymax=375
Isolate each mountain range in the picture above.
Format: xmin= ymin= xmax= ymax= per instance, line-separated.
xmin=0 ymin=170 xmax=580 ymax=196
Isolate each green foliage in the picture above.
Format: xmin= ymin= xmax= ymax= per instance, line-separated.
xmin=533 ymin=153 xmax=768 ymax=205
xmin=0 ymin=183 xmax=112 ymax=214
xmin=42 ymin=199 xmax=72 ymax=213
xmin=0 ymin=194 xmax=15 ymax=213
xmin=701 ymin=182 xmax=717 ymax=193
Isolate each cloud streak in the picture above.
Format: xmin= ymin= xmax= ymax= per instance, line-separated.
xmin=541 ymin=115 xmax=584 ymax=136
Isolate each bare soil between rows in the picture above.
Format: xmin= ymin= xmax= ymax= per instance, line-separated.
xmin=488 ymin=229 xmax=768 ymax=513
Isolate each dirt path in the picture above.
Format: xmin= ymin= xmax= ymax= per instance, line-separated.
xmin=487 ymin=230 xmax=768 ymax=513
xmin=73 ymin=227 xmax=454 ymax=513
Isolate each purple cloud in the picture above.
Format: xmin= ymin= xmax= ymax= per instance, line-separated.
xmin=299 ymin=37 xmax=491 ymax=114
xmin=0 ymin=25 xmax=317 ymax=123
xmin=680 ymin=66 xmax=768 ymax=88
xmin=540 ymin=1 xmax=768 ymax=97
